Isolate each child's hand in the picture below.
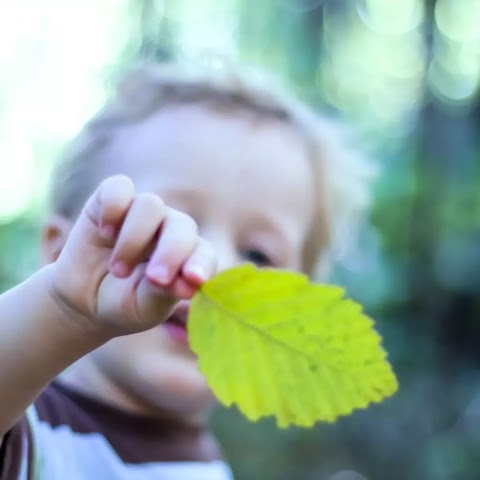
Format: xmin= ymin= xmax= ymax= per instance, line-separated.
xmin=48 ymin=175 xmax=216 ymax=337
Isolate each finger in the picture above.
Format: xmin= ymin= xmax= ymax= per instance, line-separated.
xmin=83 ymin=175 xmax=135 ymax=241
xmin=134 ymin=274 xmax=179 ymax=328
xmin=182 ymin=238 xmax=218 ymax=286
xmin=110 ymin=193 xmax=167 ymax=278
xmin=166 ymin=276 xmax=198 ymax=300
xmin=98 ymin=263 xmax=179 ymax=333
xmin=145 ymin=210 xmax=198 ymax=286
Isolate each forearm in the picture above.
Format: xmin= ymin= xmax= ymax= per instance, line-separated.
xmin=0 ymin=265 xmax=109 ymax=435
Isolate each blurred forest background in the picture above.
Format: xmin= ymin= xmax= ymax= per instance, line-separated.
xmin=1 ymin=0 xmax=480 ymax=478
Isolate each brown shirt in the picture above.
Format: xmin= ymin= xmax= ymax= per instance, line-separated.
xmin=0 ymin=382 xmax=233 ymax=480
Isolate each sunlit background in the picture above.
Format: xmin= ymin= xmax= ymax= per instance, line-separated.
xmin=2 ymin=0 xmax=480 ymax=479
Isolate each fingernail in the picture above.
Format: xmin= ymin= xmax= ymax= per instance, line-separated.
xmin=185 ymin=264 xmax=207 ymax=283
xmin=111 ymin=260 xmax=129 ymax=278
xmin=146 ymin=265 xmax=170 ymax=284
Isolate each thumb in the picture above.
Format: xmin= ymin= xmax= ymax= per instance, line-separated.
xmin=50 ymin=176 xmax=137 ymax=322
xmin=77 ymin=175 xmax=135 ymax=245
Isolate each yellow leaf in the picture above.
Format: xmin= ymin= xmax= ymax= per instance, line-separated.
xmin=188 ymin=264 xmax=398 ymax=428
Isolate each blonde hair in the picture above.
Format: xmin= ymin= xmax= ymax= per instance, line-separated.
xmin=49 ymin=60 xmax=375 ymax=279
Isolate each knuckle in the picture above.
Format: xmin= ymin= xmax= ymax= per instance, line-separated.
xmin=99 ymin=176 xmax=116 ymax=189
xmin=195 ymin=246 xmax=218 ymax=273
xmin=136 ymin=193 xmax=166 ymax=212
xmin=97 ymin=177 xmax=135 ymax=218
xmin=101 ymin=175 xmax=133 ymax=194
xmin=197 ymin=238 xmax=215 ymax=258
xmin=173 ymin=211 xmax=198 ymax=233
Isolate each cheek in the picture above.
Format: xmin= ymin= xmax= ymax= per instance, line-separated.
xmin=89 ymin=332 xmax=215 ymax=415
xmin=97 ymin=330 xmax=173 ymax=363
xmin=95 ymin=330 xmax=207 ymax=387
xmin=124 ymin=334 xmax=214 ymax=412
xmin=289 ymin=247 xmax=309 ymax=273
xmin=301 ymin=210 xmax=328 ymax=277
xmin=278 ymin=227 xmax=311 ymax=272
xmin=91 ymin=336 xmax=145 ymax=375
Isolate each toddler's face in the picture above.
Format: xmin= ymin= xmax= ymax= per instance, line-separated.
xmin=62 ymin=104 xmax=317 ymax=422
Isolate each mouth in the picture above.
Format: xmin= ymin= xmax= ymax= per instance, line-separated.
xmin=162 ymin=302 xmax=190 ymax=346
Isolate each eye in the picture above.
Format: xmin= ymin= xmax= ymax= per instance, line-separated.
xmin=242 ymin=248 xmax=273 ymax=267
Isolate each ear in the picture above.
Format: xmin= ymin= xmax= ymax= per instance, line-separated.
xmin=41 ymin=214 xmax=74 ymax=265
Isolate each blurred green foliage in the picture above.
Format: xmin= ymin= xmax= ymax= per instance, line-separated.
xmin=2 ymin=0 xmax=480 ymax=478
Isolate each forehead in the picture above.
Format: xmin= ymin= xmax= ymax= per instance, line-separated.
xmin=106 ymin=104 xmax=316 ymax=234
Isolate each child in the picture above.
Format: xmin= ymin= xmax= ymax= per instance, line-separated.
xmin=0 ymin=61 xmax=372 ymax=479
